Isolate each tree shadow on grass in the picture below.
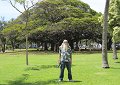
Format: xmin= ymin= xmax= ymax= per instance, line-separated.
xmin=7 ymin=71 xmax=81 ymax=85
xmin=25 ymin=65 xmax=76 ymax=71
xmin=7 ymin=74 xmax=30 ymax=85
xmin=110 ymin=67 xmax=120 ymax=69
xmin=25 ymin=65 xmax=57 ymax=71
xmin=114 ymin=61 xmax=120 ymax=63
xmin=7 ymin=74 xmax=59 ymax=85
xmin=8 ymin=79 xmax=59 ymax=85
xmin=62 ymin=80 xmax=82 ymax=82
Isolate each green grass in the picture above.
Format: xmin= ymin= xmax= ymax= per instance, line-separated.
xmin=0 ymin=50 xmax=120 ymax=85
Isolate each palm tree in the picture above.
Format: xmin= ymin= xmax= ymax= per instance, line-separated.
xmin=102 ymin=0 xmax=110 ymax=68
xmin=109 ymin=0 xmax=119 ymax=60
xmin=112 ymin=42 xmax=118 ymax=59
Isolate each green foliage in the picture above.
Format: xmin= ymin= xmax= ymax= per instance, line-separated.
xmin=109 ymin=0 xmax=120 ymax=42
xmin=65 ymin=0 xmax=90 ymax=12
xmin=0 ymin=19 xmax=7 ymax=52
xmin=15 ymin=0 xmax=25 ymax=4
xmin=112 ymin=26 xmax=120 ymax=42
xmin=3 ymin=0 xmax=102 ymax=47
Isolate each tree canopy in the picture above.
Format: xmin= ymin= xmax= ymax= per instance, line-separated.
xmin=3 ymin=0 xmax=102 ymax=51
xmin=109 ymin=0 xmax=120 ymax=43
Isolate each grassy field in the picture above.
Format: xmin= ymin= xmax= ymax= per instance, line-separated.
xmin=0 ymin=50 xmax=120 ymax=85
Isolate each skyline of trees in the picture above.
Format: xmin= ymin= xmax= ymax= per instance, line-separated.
xmin=0 ymin=0 xmax=102 ymax=52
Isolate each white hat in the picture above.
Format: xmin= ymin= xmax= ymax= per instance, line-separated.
xmin=63 ymin=40 xmax=68 ymax=43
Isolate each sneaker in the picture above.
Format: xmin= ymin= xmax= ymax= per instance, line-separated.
xmin=58 ymin=79 xmax=63 ymax=82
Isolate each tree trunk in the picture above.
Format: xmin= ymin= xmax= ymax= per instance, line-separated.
xmin=85 ymin=39 xmax=88 ymax=50
xmin=54 ymin=44 xmax=57 ymax=52
xmin=11 ymin=41 xmax=15 ymax=51
xmin=42 ymin=43 xmax=44 ymax=50
xmin=56 ymin=44 xmax=59 ymax=52
xmin=107 ymin=38 xmax=112 ymax=50
xmin=26 ymin=36 xmax=28 ymax=65
xmin=4 ymin=44 xmax=5 ymax=52
xmin=8 ymin=0 xmax=39 ymax=66
xmin=53 ymin=44 xmax=57 ymax=52
xmin=37 ymin=42 xmax=40 ymax=51
xmin=51 ymin=42 xmax=54 ymax=51
xmin=44 ymin=42 xmax=48 ymax=51
xmin=2 ymin=44 xmax=5 ymax=53
xmin=75 ymin=41 xmax=79 ymax=51
xmin=69 ymin=41 xmax=74 ymax=50
xmin=102 ymin=0 xmax=110 ymax=68
xmin=112 ymin=42 xmax=118 ymax=59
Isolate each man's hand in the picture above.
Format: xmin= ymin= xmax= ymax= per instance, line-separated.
xmin=58 ymin=59 xmax=61 ymax=64
xmin=70 ymin=59 xmax=72 ymax=65
xmin=70 ymin=61 xmax=72 ymax=65
xmin=57 ymin=60 xmax=61 ymax=68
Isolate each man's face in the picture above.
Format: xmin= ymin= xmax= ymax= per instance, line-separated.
xmin=64 ymin=42 xmax=68 ymax=45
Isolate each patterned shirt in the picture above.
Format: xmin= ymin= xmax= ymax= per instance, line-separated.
xmin=59 ymin=46 xmax=72 ymax=62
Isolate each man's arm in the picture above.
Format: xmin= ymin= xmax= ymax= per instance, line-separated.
xmin=70 ymin=54 xmax=72 ymax=64
xmin=58 ymin=53 xmax=61 ymax=64
xmin=70 ymin=49 xmax=72 ymax=64
xmin=58 ymin=47 xmax=61 ymax=64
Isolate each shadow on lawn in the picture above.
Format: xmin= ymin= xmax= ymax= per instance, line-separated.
xmin=62 ymin=80 xmax=82 ymax=82
xmin=7 ymin=73 xmax=81 ymax=85
xmin=8 ymin=79 xmax=59 ymax=85
xmin=25 ymin=65 xmax=75 ymax=71
xmin=111 ymin=67 xmax=120 ymax=69
xmin=114 ymin=61 xmax=120 ymax=63
xmin=7 ymin=73 xmax=59 ymax=85
xmin=25 ymin=65 xmax=57 ymax=71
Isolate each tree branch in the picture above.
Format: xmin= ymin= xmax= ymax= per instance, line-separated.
xmin=30 ymin=0 xmax=34 ymax=6
xmin=9 ymin=0 xmax=23 ymax=14
xmin=23 ymin=2 xmax=27 ymax=11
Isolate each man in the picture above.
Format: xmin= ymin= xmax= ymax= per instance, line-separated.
xmin=58 ymin=40 xmax=72 ymax=82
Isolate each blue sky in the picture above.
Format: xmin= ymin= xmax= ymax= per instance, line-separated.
xmin=0 ymin=0 xmax=24 ymax=21
xmin=0 ymin=0 xmax=106 ymax=21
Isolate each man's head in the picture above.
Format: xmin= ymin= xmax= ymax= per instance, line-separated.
xmin=63 ymin=40 xmax=68 ymax=45
xmin=62 ymin=40 xmax=69 ymax=51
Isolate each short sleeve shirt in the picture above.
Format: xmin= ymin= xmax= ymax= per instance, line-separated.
xmin=59 ymin=46 xmax=72 ymax=62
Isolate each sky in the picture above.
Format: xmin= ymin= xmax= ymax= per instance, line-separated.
xmin=81 ymin=0 xmax=106 ymax=13
xmin=0 ymin=0 xmax=24 ymax=21
xmin=0 ymin=0 xmax=106 ymax=21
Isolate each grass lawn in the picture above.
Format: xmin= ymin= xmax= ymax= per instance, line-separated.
xmin=0 ymin=50 xmax=120 ymax=85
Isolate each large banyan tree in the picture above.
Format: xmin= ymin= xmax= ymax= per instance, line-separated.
xmin=4 ymin=0 xmax=102 ymax=51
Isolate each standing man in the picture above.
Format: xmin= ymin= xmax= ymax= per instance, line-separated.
xmin=58 ymin=40 xmax=72 ymax=82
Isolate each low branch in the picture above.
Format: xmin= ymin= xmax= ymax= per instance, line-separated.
xmin=9 ymin=0 xmax=23 ymax=14
xmin=23 ymin=2 xmax=27 ymax=11
xmin=30 ymin=0 xmax=34 ymax=6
